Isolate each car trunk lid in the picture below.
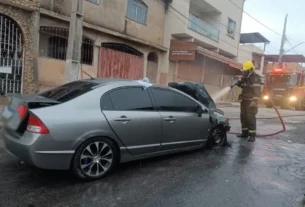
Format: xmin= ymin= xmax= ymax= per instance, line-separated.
xmin=2 ymin=94 xmax=60 ymax=133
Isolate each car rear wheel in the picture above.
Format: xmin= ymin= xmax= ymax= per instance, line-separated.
xmin=71 ymin=137 xmax=119 ymax=180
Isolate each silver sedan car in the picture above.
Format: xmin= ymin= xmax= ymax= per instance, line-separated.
xmin=2 ymin=79 xmax=230 ymax=180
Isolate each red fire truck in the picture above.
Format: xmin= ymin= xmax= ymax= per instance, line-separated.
xmin=262 ymin=68 xmax=305 ymax=110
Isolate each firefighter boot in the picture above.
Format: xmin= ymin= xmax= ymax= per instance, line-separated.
xmin=248 ymin=134 xmax=256 ymax=142
xmin=237 ymin=130 xmax=249 ymax=138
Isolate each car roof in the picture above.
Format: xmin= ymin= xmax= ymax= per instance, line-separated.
xmin=82 ymin=78 xmax=166 ymax=88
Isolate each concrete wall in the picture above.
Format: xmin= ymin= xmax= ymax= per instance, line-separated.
xmin=162 ymin=0 xmax=244 ymax=83
xmin=38 ymin=58 xmax=96 ymax=87
xmin=238 ymin=44 xmax=264 ymax=63
xmin=238 ymin=44 xmax=264 ymax=75
xmin=38 ymin=16 xmax=166 ymax=88
xmin=188 ymin=0 xmax=244 ymax=57
xmin=207 ymin=0 xmax=244 ymax=57
xmin=40 ymin=0 xmax=166 ymax=46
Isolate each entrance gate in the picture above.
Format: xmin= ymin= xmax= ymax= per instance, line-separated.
xmin=99 ymin=43 xmax=144 ymax=80
xmin=0 ymin=14 xmax=23 ymax=95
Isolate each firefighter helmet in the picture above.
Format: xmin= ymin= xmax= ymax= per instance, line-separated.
xmin=242 ymin=61 xmax=254 ymax=71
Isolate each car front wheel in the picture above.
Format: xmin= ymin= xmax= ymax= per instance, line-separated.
xmin=206 ymin=126 xmax=227 ymax=150
xmin=71 ymin=137 xmax=118 ymax=180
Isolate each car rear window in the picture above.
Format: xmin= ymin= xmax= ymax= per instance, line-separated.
xmin=39 ymin=81 xmax=98 ymax=103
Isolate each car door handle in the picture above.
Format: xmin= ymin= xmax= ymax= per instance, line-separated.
xmin=114 ymin=116 xmax=131 ymax=122
xmin=164 ymin=116 xmax=176 ymax=122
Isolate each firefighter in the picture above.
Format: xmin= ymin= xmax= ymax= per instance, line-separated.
xmin=236 ymin=61 xmax=261 ymax=142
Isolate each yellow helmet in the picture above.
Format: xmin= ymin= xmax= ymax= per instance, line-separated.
xmin=242 ymin=61 xmax=254 ymax=71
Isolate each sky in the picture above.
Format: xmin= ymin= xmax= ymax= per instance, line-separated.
xmin=241 ymin=0 xmax=305 ymax=55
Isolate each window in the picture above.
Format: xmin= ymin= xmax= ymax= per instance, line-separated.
xmin=227 ymin=18 xmax=236 ymax=38
xmin=39 ymin=27 xmax=94 ymax=65
xmin=268 ymin=74 xmax=299 ymax=86
xmin=127 ymin=0 xmax=148 ymax=24
xmin=152 ymin=88 xmax=198 ymax=112
xmin=108 ymin=87 xmax=153 ymax=111
xmin=87 ymin=0 xmax=99 ymax=4
xmin=100 ymin=93 xmax=113 ymax=110
xmin=48 ymin=36 xmax=68 ymax=60
xmin=39 ymin=81 xmax=98 ymax=103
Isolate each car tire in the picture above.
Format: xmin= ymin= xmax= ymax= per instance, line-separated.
xmin=71 ymin=137 xmax=119 ymax=180
xmin=206 ymin=126 xmax=227 ymax=150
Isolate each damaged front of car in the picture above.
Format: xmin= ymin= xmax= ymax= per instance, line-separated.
xmin=168 ymin=82 xmax=230 ymax=149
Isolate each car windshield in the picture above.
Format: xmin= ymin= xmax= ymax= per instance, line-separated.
xmin=38 ymin=81 xmax=98 ymax=103
xmin=268 ymin=74 xmax=299 ymax=86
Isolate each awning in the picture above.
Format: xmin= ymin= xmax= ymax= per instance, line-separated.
xmin=197 ymin=47 xmax=242 ymax=69
xmin=264 ymin=54 xmax=305 ymax=63
xmin=240 ymin=33 xmax=270 ymax=44
xmin=169 ymin=39 xmax=242 ymax=69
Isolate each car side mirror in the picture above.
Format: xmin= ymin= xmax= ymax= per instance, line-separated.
xmin=197 ymin=106 xmax=208 ymax=117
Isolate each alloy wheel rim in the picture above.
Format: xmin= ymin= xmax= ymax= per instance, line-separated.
xmin=213 ymin=129 xmax=223 ymax=145
xmin=80 ymin=141 xmax=113 ymax=177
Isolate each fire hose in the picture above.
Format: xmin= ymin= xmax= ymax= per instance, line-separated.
xmin=225 ymin=99 xmax=305 ymax=137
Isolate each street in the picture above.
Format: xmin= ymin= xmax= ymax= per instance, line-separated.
xmin=1 ymin=107 xmax=305 ymax=207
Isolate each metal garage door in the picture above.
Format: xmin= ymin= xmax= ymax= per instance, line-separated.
xmin=98 ymin=43 xmax=144 ymax=80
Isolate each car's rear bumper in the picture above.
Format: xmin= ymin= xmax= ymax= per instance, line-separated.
xmin=3 ymin=129 xmax=74 ymax=170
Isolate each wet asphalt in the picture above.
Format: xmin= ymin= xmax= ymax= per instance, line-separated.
xmin=0 ymin=107 xmax=305 ymax=207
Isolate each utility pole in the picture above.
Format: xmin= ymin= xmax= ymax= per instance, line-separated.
xmin=65 ymin=0 xmax=84 ymax=83
xmin=278 ymin=14 xmax=288 ymax=65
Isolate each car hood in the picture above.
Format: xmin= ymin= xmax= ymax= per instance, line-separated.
xmin=168 ymin=82 xmax=217 ymax=110
xmin=169 ymin=82 xmax=229 ymax=131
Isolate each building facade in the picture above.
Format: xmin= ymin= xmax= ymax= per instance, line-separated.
xmin=0 ymin=0 xmax=246 ymax=100
xmin=163 ymin=0 xmax=245 ymax=100
xmin=0 ymin=0 xmax=40 ymax=94
xmin=0 ymin=0 xmax=168 ymax=94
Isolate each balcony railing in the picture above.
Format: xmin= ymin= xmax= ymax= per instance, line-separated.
xmin=188 ymin=14 xmax=219 ymax=42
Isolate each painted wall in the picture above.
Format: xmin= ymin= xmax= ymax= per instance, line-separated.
xmin=38 ymin=16 xmax=166 ymax=88
xmin=238 ymin=44 xmax=264 ymax=63
xmin=238 ymin=44 xmax=264 ymax=75
xmin=40 ymin=0 xmax=166 ymax=46
xmin=165 ymin=0 xmax=244 ymax=57
xmin=201 ymin=0 xmax=244 ymax=57
xmin=38 ymin=58 xmax=96 ymax=87
xmin=162 ymin=0 xmax=244 ymax=83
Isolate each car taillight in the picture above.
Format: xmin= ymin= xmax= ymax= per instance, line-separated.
xmin=17 ymin=105 xmax=28 ymax=120
xmin=27 ymin=114 xmax=49 ymax=134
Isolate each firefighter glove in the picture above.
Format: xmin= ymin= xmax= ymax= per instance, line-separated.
xmin=249 ymin=100 xmax=258 ymax=108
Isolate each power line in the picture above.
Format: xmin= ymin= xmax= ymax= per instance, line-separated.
xmin=228 ymin=0 xmax=283 ymax=37
xmin=287 ymin=39 xmax=298 ymax=54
